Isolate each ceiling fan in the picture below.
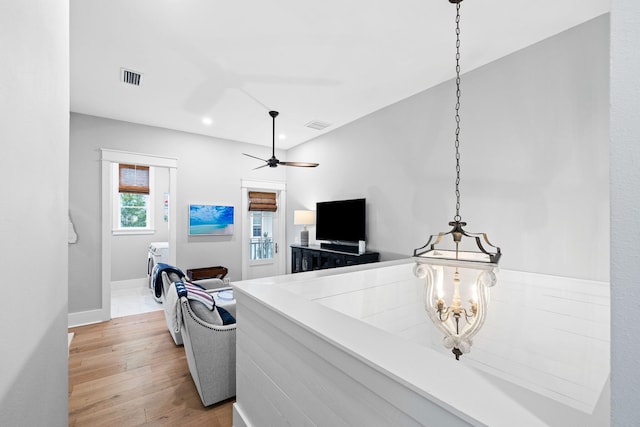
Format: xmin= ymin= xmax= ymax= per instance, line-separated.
xmin=243 ymin=110 xmax=319 ymax=169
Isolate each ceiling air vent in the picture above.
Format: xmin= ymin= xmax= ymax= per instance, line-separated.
xmin=120 ymin=68 xmax=143 ymax=86
xmin=305 ymin=120 xmax=331 ymax=131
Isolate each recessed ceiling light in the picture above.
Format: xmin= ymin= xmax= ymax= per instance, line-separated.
xmin=202 ymin=117 xmax=213 ymax=126
xmin=278 ymin=134 xmax=286 ymax=140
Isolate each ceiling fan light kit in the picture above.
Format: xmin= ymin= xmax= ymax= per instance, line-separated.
xmin=413 ymin=0 xmax=502 ymax=360
xmin=243 ymin=111 xmax=319 ymax=169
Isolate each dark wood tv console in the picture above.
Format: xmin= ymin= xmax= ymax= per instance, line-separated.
xmin=291 ymin=244 xmax=379 ymax=273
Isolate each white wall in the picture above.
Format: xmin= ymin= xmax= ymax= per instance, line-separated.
xmin=69 ymin=113 xmax=286 ymax=313
xmin=286 ymin=15 xmax=610 ymax=282
xmin=610 ymin=0 xmax=640 ymax=425
xmin=0 ymin=0 xmax=69 ymax=425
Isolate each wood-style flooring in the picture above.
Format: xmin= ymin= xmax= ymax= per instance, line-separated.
xmin=68 ymin=310 xmax=234 ymax=426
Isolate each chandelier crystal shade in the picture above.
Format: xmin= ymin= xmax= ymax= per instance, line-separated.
xmin=413 ymin=0 xmax=501 ymax=360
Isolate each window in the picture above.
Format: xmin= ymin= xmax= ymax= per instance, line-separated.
xmin=249 ymin=211 xmax=274 ymax=260
xmin=252 ymin=213 xmax=263 ymax=237
xmin=248 ymin=191 xmax=277 ymax=260
xmin=119 ymin=193 xmax=148 ymax=227
xmin=113 ymin=163 xmax=154 ymax=233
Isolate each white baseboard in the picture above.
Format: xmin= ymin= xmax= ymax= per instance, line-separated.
xmin=68 ymin=308 xmax=106 ymax=328
xmin=111 ymin=277 xmax=147 ymax=291
xmin=69 ymin=278 xmax=149 ymax=328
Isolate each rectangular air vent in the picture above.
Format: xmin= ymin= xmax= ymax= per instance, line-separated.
xmin=120 ymin=68 xmax=143 ymax=86
xmin=305 ymin=120 xmax=331 ymax=131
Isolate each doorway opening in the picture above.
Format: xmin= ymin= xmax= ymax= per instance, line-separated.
xmin=100 ymin=149 xmax=178 ymax=322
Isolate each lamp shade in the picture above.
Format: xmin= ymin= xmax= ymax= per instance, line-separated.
xmin=294 ymin=210 xmax=315 ymax=226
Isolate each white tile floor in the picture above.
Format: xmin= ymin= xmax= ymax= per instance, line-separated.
xmin=111 ymin=279 xmax=163 ymax=318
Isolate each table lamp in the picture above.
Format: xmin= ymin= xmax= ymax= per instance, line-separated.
xmin=294 ymin=210 xmax=315 ymax=246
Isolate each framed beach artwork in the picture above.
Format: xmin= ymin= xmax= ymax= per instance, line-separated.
xmin=189 ymin=204 xmax=235 ymax=235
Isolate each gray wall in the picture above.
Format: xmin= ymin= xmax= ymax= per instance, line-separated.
xmin=611 ymin=0 xmax=640 ymax=424
xmin=110 ymin=165 xmax=170 ymax=282
xmin=286 ymin=15 xmax=610 ymax=283
xmin=5 ymin=2 xmax=639 ymax=424
xmin=69 ymin=113 xmax=286 ymax=312
xmin=0 ymin=0 xmax=69 ymax=425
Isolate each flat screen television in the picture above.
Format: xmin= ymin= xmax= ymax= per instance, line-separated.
xmin=316 ymin=198 xmax=366 ymax=243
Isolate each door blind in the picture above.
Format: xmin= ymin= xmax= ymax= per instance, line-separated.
xmin=248 ymin=191 xmax=277 ymax=212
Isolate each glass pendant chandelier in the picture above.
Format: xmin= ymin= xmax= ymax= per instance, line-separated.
xmin=413 ymin=0 xmax=501 ymax=360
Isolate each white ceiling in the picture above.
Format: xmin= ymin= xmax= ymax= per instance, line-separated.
xmin=70 ymin=0 xmax=610 ymax=150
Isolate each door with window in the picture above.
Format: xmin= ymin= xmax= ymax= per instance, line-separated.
xmin=242 ymin=183 xmax=286 ymax=279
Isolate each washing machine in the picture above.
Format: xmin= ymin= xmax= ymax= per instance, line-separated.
xmin=148 ymin=241 xmax=170 ymax=302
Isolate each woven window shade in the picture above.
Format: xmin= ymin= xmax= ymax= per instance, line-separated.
xmin=248 ymin=191 xmax=277 ymax=212
xmin=119 ymin=164 xmax=150 ymax=194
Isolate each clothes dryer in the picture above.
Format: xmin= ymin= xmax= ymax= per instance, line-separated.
xmin=148 ymin=241 xmax=169 ymax=302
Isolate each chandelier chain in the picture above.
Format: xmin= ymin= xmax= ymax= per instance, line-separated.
xmin=453 ymin=1 xmax=462 ymax=223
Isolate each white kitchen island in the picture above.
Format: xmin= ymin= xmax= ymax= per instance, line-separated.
xmin=232 ymin=259 xmax=609 ymax=426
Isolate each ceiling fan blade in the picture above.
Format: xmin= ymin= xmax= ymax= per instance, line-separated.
xmin=242 ymin=153 xmax=267 ymax=162
xmin=253 ymin=164 xmax=269 ymax=170
xmin=278 ymin=161 xmax=320 ymax=168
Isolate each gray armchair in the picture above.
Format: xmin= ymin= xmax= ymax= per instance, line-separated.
xmin=161 ymin=271 xmax=224 ymax=345
xmin=180 ymin=293 xmax=236 ymax=406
